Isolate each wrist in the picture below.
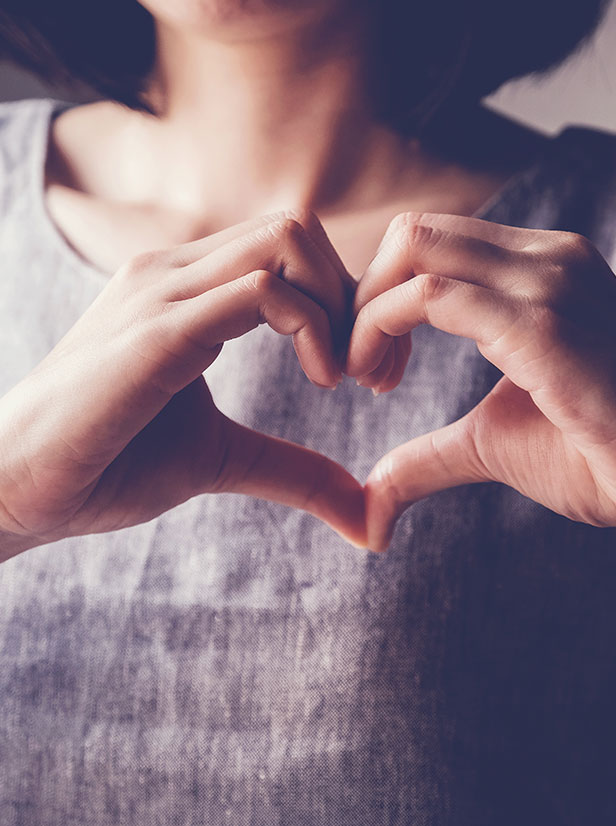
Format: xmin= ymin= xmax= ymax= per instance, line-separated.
xmin=0 ymin=528 xmax=40 ymax=562
xmin=0 ymin=500 xmax=43 ymax=563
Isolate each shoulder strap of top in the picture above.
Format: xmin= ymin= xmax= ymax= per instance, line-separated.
xmin=0 ymin=98 xmax=61 ymax=218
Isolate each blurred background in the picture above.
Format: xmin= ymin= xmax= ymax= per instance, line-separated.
xmin=1 ymin=1 xmax=615 ymax=135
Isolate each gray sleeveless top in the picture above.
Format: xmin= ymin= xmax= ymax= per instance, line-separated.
xmin=1 ymin=98 xmax=616 ymax=826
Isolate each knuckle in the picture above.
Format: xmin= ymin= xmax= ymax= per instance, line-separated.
xmin=412 ymin=271 xmax=450 ymax=304
xmin=529 ymin=304 xmax=569 ymax=347
xmin=393 ymin=212 xmax=439 ymax=256
xmin=271 ymin=217 xmax=306 ymax=245
xmin=390 ymin=210 xmax=425 ymax=233
xmin=387 ymin=211 xmax=413 ymax=235
xmin=525 ymin=244 xmax=603 ymax=322
xmin=248 ymin=270 xmax=282 ymax=307
xmin=248 ymin=268 xmax=278 ymax=295
xmin=282 ymin=206 xmax=319 ymax=229
xmin=555 ymin=232 xmax=596 ymax=267
xmin=400 ymin=210 xmax=428 ymax=227
xmin=390 ymin=212 xmax=415 ymax=248
xmin=118 ymin=249 xmax=173 ymax=281
xmin=529 ymin=257 xmax=572 ymax=307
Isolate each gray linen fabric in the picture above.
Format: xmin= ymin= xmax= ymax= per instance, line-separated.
xmin=1 ymin=98 xmax=616 ymax=825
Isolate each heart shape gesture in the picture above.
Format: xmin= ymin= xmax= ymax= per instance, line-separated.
xmin=347 ymin=211 xmax=616 ymax=549
xmin=0 ymin=210 xmax=366 ymax=559
xmin=1 ymin=209 xmax=615 ymax=559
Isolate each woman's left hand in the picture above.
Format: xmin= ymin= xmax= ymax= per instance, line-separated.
xmin=346 ymin=212 xmax=616 ymax=551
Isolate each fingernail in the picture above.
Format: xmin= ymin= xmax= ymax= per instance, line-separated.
xmin=372 ymin=387 xmax=381 ymax=397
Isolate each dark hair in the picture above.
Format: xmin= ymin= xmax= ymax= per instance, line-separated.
xmin=0 ymin=0 xmax=610 ymax=133
xmin=368 ymin=0 xmax=611 ymax=132
xmin=0 ymin=1 xmax=156 ymax=110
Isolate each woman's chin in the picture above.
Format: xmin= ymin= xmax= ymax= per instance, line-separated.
xmin=137 ymin=0 xmax=335 ymax=41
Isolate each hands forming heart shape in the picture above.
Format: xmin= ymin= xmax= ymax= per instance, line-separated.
xmin=1 ymin=209 xmax=616 ymax=559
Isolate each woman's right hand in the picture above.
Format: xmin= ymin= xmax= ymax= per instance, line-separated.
xmin=0 ymin=210 xmax=367 ymax=560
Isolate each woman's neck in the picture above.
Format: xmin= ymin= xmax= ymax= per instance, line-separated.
xmin=45 ymin=5 xmax=547 ymax=274
xmin=89 ymin=8 xmax=437 ymax=226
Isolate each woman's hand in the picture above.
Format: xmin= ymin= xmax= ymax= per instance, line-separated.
xmin=0 ymin=209 xmax=366 ymax=560
xmin=347 ymin=211 xmax=616 ymax=551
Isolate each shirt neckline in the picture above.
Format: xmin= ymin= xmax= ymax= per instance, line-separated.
xmin=32 ymin=97 xmax=551 ymax=282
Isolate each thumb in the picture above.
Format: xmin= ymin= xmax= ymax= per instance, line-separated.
xmin=364 ymin=417 xmax=487 ymax=551
xmin=218 ymin=419 xmax=368 ymax=549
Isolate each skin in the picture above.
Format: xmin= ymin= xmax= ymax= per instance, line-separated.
xmin=0 ymin=211 xmax=367 ymax=558
xmin=44 ymin=0 xmax=523 ymax=273
xmin=348 ymin=212 xmax=616 ymax=549
xmin=2 ymin=0 xmax=615 ymax=559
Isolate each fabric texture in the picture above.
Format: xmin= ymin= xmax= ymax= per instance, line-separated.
xmin=1 ymin=98 xmax=616 ymax=825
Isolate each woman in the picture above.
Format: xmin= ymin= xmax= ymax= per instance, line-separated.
xmin=0 ymin=0 xmax=615 ymax=823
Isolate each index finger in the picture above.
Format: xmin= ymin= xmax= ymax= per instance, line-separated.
xmin=170 ymin=208 xmax=356 ymax=292
xmin=354 ymin=211 xmax=539 ymax=314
